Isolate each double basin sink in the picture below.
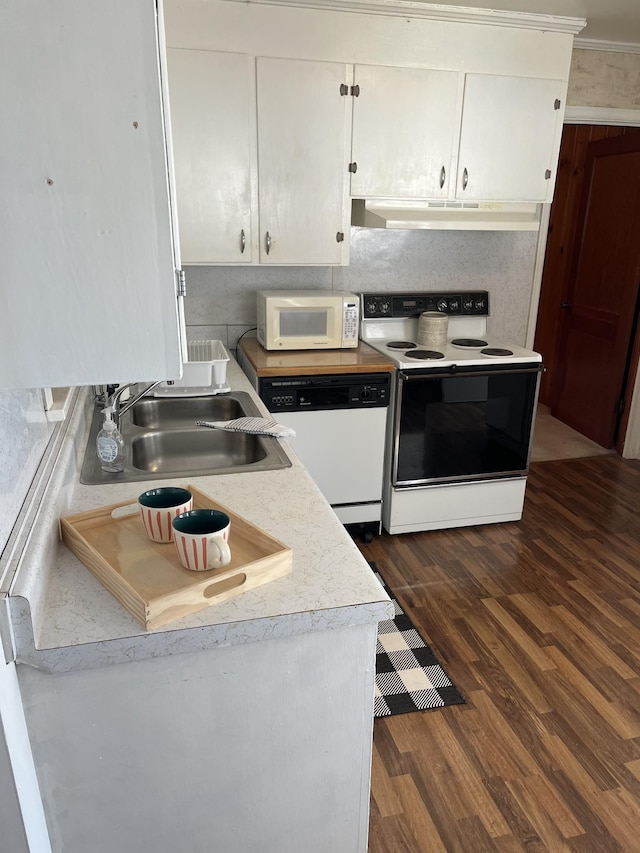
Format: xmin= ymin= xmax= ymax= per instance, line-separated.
xmin=80 ymin=392 xmax=291 ymax=485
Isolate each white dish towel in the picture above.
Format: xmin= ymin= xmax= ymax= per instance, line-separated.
xmin=195 ymin=417 xmax=296 ymax=438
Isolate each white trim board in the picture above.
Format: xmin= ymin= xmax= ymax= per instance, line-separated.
xmin=564 ymin=106 xmax=640 ymax=126
xmin=574 ymin=37 xmax=640 ymax=53
xmin=225 ymin=0 xmax=586 ymax=33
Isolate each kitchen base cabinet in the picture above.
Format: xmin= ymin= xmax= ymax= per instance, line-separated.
xmin=18 ymin=623 xmax=378 ymax=853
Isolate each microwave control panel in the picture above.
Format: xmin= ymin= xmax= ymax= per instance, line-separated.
xmin=342 ymin=301 xmax=359 ymax=343
xmin=259 ymin=373 xmax=390 ymax=413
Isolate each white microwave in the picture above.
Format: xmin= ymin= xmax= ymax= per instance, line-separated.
xmin=256 ymin=290 xmax=359 ymax=350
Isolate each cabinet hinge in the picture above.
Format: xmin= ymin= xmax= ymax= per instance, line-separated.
xmin=545 ymin=169 xmax=552 ymax=180
xmin=617 ymin=398 xmax=625 ymax=415
xmin=351 ymin=84 xmax=360 ymax=97
xmin=339 ymin=83 xmax=349 ymax=96
xmin=348 ymin=162 xmax=358 ymax=174
xmin=554 ymin=98 xmax=562 ymax=110
xmin=336 ymin=231 xmax=345 ymax=243
xmin=176 ymin=269 xmax=187 ymax=298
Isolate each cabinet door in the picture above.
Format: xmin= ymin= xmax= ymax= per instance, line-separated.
xmin=167 ymin=49 xmax=254 ymax=263
xmin=350 ymin=65 xmax=460 ymax=199
xmin=0 ymin=0 xmax=182 ymax=390
xmin=456 ymin=74 xmax=564 ymax=202
xmin=256 ymin=57 xmax=351 ymax=265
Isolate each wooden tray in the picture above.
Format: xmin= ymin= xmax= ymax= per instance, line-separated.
xmin=60 ymin=484 xmax=292 ymax=630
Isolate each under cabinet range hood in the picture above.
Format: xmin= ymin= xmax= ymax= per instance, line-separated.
xmin=351 ymin=199 xmax=541 ymax=231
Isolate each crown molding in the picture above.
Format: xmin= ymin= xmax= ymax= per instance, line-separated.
xmin=564 ymin=105 xmax=640 ymax=126
xmin=574 ymin=37 xmax=640 ymax=53
xmin=235 ymin=0 xmax=586 ymax=34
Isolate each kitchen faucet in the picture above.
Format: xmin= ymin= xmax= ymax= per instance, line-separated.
xmin=107 ymin=380 xmax=167 ymax=427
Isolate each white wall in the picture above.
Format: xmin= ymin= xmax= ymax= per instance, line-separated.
xmin=568 ymin=49 xmax=640 ymax=109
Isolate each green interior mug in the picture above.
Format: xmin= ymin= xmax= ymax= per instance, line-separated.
xmin=138 ymin=487 xmax=193 ymax=544
xmin=172 ymin=508 xmax=231 ymax=571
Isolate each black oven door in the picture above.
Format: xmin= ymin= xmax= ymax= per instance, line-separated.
xmin=392 ymin=362 xmax=543 ymax=487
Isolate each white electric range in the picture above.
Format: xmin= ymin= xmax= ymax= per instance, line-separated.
xmin=360 ymin=291 xmax=543 ymax=534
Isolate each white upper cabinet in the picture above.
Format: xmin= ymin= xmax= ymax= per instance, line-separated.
xmin=167 ymin=49 xmax=254 ymax=263
xmin=349 ymin=67 xmax=564 ymax=205
xmin=0 ymin=0 xmax=183 ymax=391
xmin=163 ymin=0 xmax=578 ymax=235
xmin=167 ymin=52 xmax=351 ymax=265
xmin=456 ymin=74 xmax=564 ymax=203
xmin=350 ymin=65 xmax=460 ymax=200
xmin=256 ymin=57 xmax=351 ymax=265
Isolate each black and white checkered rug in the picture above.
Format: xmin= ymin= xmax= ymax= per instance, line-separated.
xmin=372 ymin=563 xmax=466 ymax=718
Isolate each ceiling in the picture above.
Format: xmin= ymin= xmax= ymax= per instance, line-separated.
xmin=417 ymin=0 xmax=640 ymax=44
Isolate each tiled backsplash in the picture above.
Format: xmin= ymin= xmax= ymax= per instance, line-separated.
xmin=184 ymin=227 xmax=538 ymax=351
xmin=0 ymin=390 xmax=54 ymax=560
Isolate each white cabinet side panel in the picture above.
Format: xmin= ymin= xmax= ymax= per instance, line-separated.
xmin=19 ymin=626 xmax=377 ymax=853
xmin=0 ymin=0 xmax=181 ymax=389
xmin=0 ymin=660 xmax=51 ymax=853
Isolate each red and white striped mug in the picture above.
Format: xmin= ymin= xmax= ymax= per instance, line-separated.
xmin=172 ymin=509 xmax=231 ymax=572
xmin=138 ymin=487 xmax=193 ymax=544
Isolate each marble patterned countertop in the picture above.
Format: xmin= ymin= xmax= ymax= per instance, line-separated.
xmin=9 ymin=358 xmax=393 ymax=673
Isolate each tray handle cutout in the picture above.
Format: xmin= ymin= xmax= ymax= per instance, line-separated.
xmin=111 ymin=503 xmax=139 ymax=520
xmin=204 ymin=573 xmax=247 ymax=599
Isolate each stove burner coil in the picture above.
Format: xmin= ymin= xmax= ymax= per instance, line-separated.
xmin=387 ymin=341 xmax=417 ymax=350
xmin=405 ymin=349 xmax=445 ymax=360
xmin=481 ymin=347 xmax=514 ymax=357
xmin=450 ymin=338 xmax=488 ymax=349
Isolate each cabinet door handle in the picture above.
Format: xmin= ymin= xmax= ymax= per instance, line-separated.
xmin=265 ymin=231 xmax=271 ymax=255
xmin=439 ymin=165 xmax=446 ymax=189
xmin=561 ymin=302 xmax=572 ymax=309
xmin=462 ymin=168 xmax=468 ymax=191
xmin=240 ymin=229 xmax=246 ymax=254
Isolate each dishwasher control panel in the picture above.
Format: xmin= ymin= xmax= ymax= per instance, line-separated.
xmin=259 ymin=372 xmax=390 ymax=413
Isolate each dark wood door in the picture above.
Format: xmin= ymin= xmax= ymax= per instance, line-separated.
xmin=551 ymin=133 xmax=640 ymax=447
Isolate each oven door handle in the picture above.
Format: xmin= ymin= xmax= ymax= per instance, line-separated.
xmin=399 ymin=364 xmax=544 ymax=381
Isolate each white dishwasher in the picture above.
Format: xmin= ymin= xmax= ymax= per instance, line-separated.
xmin=250 ymin=371 xmax=390 ymax=535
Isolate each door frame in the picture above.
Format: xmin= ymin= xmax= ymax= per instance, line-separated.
xmin=526 ymin=105 xmax=640 ymax=458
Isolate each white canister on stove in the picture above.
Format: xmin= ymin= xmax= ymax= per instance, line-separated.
xmin=417 ymin=311 xmax=449 ymax=349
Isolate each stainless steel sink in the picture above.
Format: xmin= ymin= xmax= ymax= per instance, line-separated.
xmin=131 ymin=430 xmax=268 ymax=473
xmin=80 ymin=391 xmax=291 ymax=484
xmin=130 ymin=395 xmax=248 ymax=429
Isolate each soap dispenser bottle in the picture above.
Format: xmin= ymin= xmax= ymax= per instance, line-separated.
xmin=96 ymin=406 xmax=125 ymax=473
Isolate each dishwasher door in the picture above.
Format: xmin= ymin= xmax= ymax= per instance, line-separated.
xmin=276 ymin=406 xmax=387 ymax=525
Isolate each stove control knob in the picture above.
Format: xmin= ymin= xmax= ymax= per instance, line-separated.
xmin=475 ymin=297 xmax=487 ymax=312
xmin=462 ymin=298 xmax=474 ymax=313
xmin=436 ymin=299 xmax=449 ymax=313
xmin=378 ymin=300 xmax=391 ymax=316
xmin=364 ymin=299 xmax=377 ymax=315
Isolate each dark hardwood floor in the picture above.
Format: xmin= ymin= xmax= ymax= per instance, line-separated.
xmin=358 ymin=455 xmax=640 ymax=852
